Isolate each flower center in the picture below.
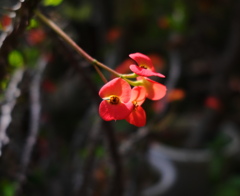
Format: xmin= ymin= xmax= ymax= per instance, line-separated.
xmin=139 ymin=64 xmax=148 ymax=69
xmin=132 ymin=101 xmax=139 ymax=110
xmin=110 ymin=96 xmax=120 ymax=105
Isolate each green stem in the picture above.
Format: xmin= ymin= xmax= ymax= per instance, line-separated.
xmin=35 ymin=10 xmax=121 ymax=78
xmin=121 ymin=73 xmax=138 ymax=79
xmin=122 ymin=78 xmax=143 ymax=86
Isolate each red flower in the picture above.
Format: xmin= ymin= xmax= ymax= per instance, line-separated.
xmin=27 ymin=28 xmax=46 ymax=45
xmin=99 ymin=78 xmax=133 ymax=121
xmin=42 ymin=79 xmax=56 ymax=93
xmin=204 ymin=96 xmax=222 ymax=111
xmin=0 ymin=15 xmax=12 ymax=31
xmin=106 ymin=27 xmax=122 ymax=43
xmin=125 ymin=86 xmax=146 ymax=127
xmin=138 ymin=76 xmax=167 ymax=100
xmin=129 ymin=52 xmax=165 ymax=78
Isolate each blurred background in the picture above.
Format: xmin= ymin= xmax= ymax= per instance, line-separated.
xmin=0 ymin=0 xmax=240 ymax=195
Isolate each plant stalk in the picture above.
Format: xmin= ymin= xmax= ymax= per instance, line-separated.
xmin=35 ymin=10 xmax=121 ymax=78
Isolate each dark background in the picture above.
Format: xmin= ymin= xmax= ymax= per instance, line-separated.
xmin=0 ymin=0 xmax=240 ymax=196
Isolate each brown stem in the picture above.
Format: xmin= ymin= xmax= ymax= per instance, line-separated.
xmin=93 ymin=64 xmax=108 ymax=83
xmin=35 ymin=10 xmax=121 ymax=78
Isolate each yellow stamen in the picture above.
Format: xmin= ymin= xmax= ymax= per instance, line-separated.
xmin=110 ymin=96 xmax=120 ymax=104
xmin=139 ymin=64 xmax=148 ymax=69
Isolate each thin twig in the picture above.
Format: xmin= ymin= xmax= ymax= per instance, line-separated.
xmin=0 ymin=0 xmax=42 ymax=82
xmin=35 ymin=10 xmax=121 ymax=78
xmin=93 ymin=64 xmax=108 ymax=84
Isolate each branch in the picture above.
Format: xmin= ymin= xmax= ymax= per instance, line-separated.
xmin=0 ymin=0 xmax=42 ymax=82
xmin=16 ymin=56 xmax=46 ymax=186
xmin=0 ymin=69 xmax=24 ymax=156
xmin=35 ymin=10 xmax=121 ymax=78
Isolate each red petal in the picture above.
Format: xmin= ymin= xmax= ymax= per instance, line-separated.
xmin=142 ymin=77 xmax=167 ymax=100
xmin=129 ymin=52 xmax=155 ymax=71
xmin=130 ymin=86 xmax=146 ymax=106
xmin=125 ymin=106 xmax=146 ymax=127
xmin=99 ymin=78 xmax=131 ymax=102
xmin=129 ymin=64 xmax=165 ymax=78
xmin=99 ymin=100 xmax=133 ymax=121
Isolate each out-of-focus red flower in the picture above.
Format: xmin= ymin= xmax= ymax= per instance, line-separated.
xmin=204 ymin=96 xmax=222 ymax=111
xmin=152 ymin=99 xmax=164 ymax=113
xmin=229 ymin=76 xmax=240 ymax=92
xmin=125 ymin=86 xmax=146 ymax=127
xmin=197 ymin=0 xmax=213 ymax=12
xmin=0 ymin=15 xmax=12 ymax=30
xmin=129 ymin=52 xmax=165 ymax=78
xmin=148 ymin=53 xmax=165 ymax=71
xmin=42 ymin=79 xmax=56 ymax=93
xmin=99 ymin=78 xmax=133 ymax=121
xmin=167 ymin=88 xmax=185 ymax=102
xmin=27 ymin=28 xmax=46 ymax=45
xmin=157 ymin=16 xmax=170 ymax=29
xmin=36 ymin=137 xmax=49 ymax=158
xmin=138 ymin=76 xmax=167 ymax=100
xmin=113 ymin=58 xmax=135 ymax=78
xmin=152 ymin=88 xmax=185 ymax=113
xmin=106 ymin=27 xmax=122 ymax=43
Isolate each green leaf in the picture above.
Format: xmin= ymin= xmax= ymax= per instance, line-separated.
xmin=8 ymin=50 xmax=24 ymax=68
xmin=214 ymin=177 xmax=240 ymax=196
xmin=24 ymin=48 xmax=40 ymax=67
xmin=169 ymin=1 xmax=188 ymax=33
xmin=64 ymin=3 xmax=92 ymax=21
xmin=27 ymin=19 xmax=39 ymax=29
xmin=95 ymin=146 xmax=105 ymax=158
xmin=79 ymin=149 xmax=88 ymax=158
xmin=43 ymin=0 xmax=63 ymax=6
xmin=0 ymin=79 xmax=8 ymax=90
xmin=0 ymin=181 xmax=16 ymax=196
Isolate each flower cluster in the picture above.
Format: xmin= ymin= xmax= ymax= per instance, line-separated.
xmin=99 ymin=52 xmax=167 ymax=127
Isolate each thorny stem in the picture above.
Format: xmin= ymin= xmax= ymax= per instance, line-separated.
xmin=35 ymin=10 xmax=121 ymax=78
